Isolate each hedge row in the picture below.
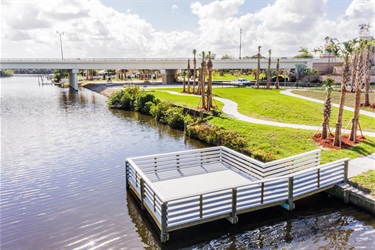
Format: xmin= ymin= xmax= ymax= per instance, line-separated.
xmin=108 ymin=86 xmax=250 ymax=155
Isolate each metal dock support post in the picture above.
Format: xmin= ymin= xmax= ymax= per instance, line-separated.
xmin=344 ymin=160 xmax=349 ymax=181
xmin=125 ymin=161 xmax=129 ymax=190
xmin=160 ymin=202 xmax=169 ymax=243
xmin=140 ymin=178 xmax=145 ymax=210
xmin=282 ymin=177 xmax=295 ymax=211
xmin=227 ymin=188 xmax=238 ymax=224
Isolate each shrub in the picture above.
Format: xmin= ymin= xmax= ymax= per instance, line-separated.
xmin=150 ymin=101 xmax=171 ymax=122
xmin=137 ymin=93 xmax=156 ymax=114
xmin=164 ymin=107 xmax=185 ymax=130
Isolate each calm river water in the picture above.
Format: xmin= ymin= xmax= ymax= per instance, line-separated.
xmin=1 ymin=77 xmax=374 ymax=249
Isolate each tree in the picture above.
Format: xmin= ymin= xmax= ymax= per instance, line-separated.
xmin=294 ymin=64 xmax=307 ymax=87
xmin=221 ymin=54 xmax=233 ymax=60
xmin=182 ymin=70 xmax=187 ymax=93
xmin=321 ymin=78 xmax=335 ymax=139
xmin=350 ymin=43 xmax=366 ymax=142
xmin=187 ymin=59 xmax=191 ymax=94
xmin=266 ymin=49 xmax=271 ymax=89
xmin=200 ymin=51 xmax=206 ymax=109
xmin=363 ymin=38 xmax=374 ymax=106
xmin=312 ymin=46 xmax=324 ymax=57
xmin=207 ymin=51 xmax=213 ymax=111
xmin=306 ymin=68 xmax=318 ymax=83
xmin=333 ymin=46 xmax=351 ymax=147
xmin=324 ymin=37 xmax=340 ymax=74
xmin=275 ymin=58 xmax=280 ymax=89
xmin=192 ymin=49 xmax=197 ymax=94
xmin=294 ymin=47 xmax=313 ymax=58
xmin=256 ymin=45 xmax=261 ymax=89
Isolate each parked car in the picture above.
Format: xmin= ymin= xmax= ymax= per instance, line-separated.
xmin=231 ymin=78 xmax=251 ymax=86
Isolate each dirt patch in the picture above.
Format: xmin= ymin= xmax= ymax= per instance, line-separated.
xmin=361 ymin=103 xmax=375 ymax=110
xmin=313 ymin=133 xmax=366 ymax=149
xmin=82 ymin=83 xmax=119 ymax=97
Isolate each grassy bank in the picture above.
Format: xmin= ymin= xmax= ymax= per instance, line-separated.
xmin=292 ymin=89 xmax=375 ymax=113
xmin=350 ymin=170 xmax=375 ymax=196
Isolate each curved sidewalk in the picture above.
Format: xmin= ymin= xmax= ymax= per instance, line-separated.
xmin=163 ymin=90 xmax=375 ymax=137
xmin=280 ymin=89 xmax=375 ymax=118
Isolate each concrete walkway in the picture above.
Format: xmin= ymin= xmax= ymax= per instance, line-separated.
xmin=281 ymin=89 xmax=375 ymax=118
xmin=163 ymin=90 xmax=375 ymax=137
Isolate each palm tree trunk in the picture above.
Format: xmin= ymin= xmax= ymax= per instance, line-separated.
xmin=193 ymin=58 xmax=196 ymax=94
xmin=256 ymin=46 xmax=261 ymax=89
xmin=187 ymin=59 xmax=191 ymax=94
xmin=267 ymin=50 xmax=271 ymax=89
xmin=334 ymin=56 xmax=350 ymax=147
xmin=350 ymin=52 xmax=364 ymax=142
xmin=276 ymin=59 xmax=280 ymax=89
xmin=364 ymin=49 xmax=371 ymax=106
xmin=350 ymin=54 xmax=357 ymax=92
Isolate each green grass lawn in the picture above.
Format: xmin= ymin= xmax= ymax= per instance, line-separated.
xmin=350 ymin=170 xmax=375 ymax=196
xmin=212 ymin=88 xmax=375 ymax=132
xmin=148 ymin=90 xmax=225 ymax=111
xmin=209 ymin=116 xmax=375 ymax=164
xmin=292 ymin=89 xmax=375 ymax=113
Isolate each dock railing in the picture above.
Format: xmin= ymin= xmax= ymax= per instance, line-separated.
xmin=125 ymin=146 xmax=348 ymax=242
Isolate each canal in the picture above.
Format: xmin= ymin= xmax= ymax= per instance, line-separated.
xmin=1 ymin=77 xmax=374 ymax=249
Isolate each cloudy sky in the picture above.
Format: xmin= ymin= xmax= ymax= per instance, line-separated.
xmin=1 ymin=0 xmax=374 ymax=59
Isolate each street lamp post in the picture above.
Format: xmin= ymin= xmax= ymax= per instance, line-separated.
xmin=56 ymin=31 xmax=64 ymax=60
xmin=239 ymin=28 xmax=242 ymax=59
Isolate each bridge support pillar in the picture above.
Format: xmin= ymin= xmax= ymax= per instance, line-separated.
xmin=161 ymin=69 xmax=178 ymax=84
xmin=69 ymin=69 xmax=79 ymax=90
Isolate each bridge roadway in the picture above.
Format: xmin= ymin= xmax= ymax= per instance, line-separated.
xmin=0 ymin=57 xmax=342 ymax=90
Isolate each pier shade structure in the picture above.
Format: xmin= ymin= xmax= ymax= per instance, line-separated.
xmin=125 ymin=146 xmax=349 ymax=242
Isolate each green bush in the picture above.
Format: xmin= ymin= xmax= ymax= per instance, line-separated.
xmin=137 ymin=93 xmax=157 ymax=114
xmin=108 ymin=90 xmax=133 ymax=110
xmin=164 ymin=107 xmax=185 ymax=130
xmin=150 ymin=101 xmax=171 ymax=122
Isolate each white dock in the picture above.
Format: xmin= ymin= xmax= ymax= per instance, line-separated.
xmin=125 ymin=146 xmax=349 ymax=242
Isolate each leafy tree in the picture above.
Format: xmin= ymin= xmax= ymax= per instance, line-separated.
xmin=294 ymin=64 xmax=307 ymax=86
xmin=306 ymin=68 xmax=318 ymax=82
xmin=321 ymin=78 xmax=335 ymax=139
xmin=294 ymin=47 xmax=313 ymax=58
xmin=221 ymin=54 xmax=234 ymax=60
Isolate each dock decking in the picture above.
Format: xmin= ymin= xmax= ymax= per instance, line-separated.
xmin=125 ymin=146 xmax=349 ymax=242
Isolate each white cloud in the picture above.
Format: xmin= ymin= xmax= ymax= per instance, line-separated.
xmin=171 ymin=4 xmax=179 ymax=14
xmin=1 ymin=0 xmax=374 ymax=59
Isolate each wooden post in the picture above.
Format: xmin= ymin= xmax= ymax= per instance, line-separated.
xmin=160 ymin=202 xmax=169 ymax=242
xmin=344 ymin=160 xmax=349 ymax=181
xmin=140 ymin=178 xmax=145 ymax=210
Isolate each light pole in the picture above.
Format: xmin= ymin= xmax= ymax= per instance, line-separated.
xmin=239 ymin=28 xmax=242 ymax=59
xmin=56 ymin=31 xmax=64 ymax=60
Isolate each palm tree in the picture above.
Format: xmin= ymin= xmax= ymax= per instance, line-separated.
xmin=266 ymin=49 xmax=271 ymax=89
xmin=363 ymin=39 xmax=374 ymax=106
xmin=187 ymin=59 xmax=191 ymax=94
xmin=207 ymin=51 xmax=213 ymax=111
xmin=276 ymin=58 xmax=280 ymax=89
xmin=350 ymin=44 xmax=366 ymax=142
xmin=192 ymin=49 xmax=197 ymax=94
xmin=200 ymin=51 xmax=206 ymax=109
xmin=321 ymin=78 xmax=335 ymax=139
xmin=256 ymin=45 xmax=261 ymax=89
xmin=333 ymin=45 xmax=351 ymax=147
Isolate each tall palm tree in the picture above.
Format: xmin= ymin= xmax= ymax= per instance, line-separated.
xmin=276 ymin=58 xmax=280 ymax=89
xmin=192 ymin=49 xmax=197 ymax=94
xmin=182 ymin=70 xmax=187 ymax=93
xmin=321 ymin=78 xmax=334 ymax=139
xmin=207 ymin=51 xmax=213 ymax=111
xmin=256 ymin=45 xmax=261 ymax=89
xmin=266 ymin=49 xmax=271 ymax=89
xmin=200 ymin=51 xmax=206 ymax=109
xmin=363 ymin=39 xmax=374 ymax=106
xmin=334 ymin=45 xmax=351 ymax=147
xmin=187 ymin=59 xmax=191 ymax=94
xmin=350 ymin=44 xmax=366 ymax=142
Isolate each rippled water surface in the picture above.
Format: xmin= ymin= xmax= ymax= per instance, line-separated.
xmin=1 ymin=77 xmax=374 ymax=249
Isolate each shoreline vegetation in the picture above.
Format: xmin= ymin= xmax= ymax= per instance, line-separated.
xmin=83 ymin=82 xmax=375 ymax=196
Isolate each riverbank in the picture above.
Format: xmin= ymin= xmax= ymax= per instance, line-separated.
xmin=82 ymin=82 xmax=375 ymax=215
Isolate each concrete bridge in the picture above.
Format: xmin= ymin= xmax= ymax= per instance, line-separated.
xmin=0 ymin=58 xmax=342 ymax=90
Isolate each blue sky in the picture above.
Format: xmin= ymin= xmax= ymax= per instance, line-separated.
xmin=1 ymin=0 xmax=374 ymax=58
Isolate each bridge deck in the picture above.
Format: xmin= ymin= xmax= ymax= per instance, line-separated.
xmin=125 ymin=146 xmax=349 ymax=242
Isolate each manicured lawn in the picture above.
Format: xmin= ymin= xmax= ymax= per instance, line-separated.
xmin=148 ymin=90 xmax=225 ymax=111
xmin=292 ymin=89 xmax=375 ymax=113
xmin=212 ymin=88 xmax=375 ymax=132
xmin=212 ymin=73 xmax=257 ymax=81
xmin=209 ymin=116 xmax=375 ymax=164
xmin=350 ymin=170 xmax=375 ymax=196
